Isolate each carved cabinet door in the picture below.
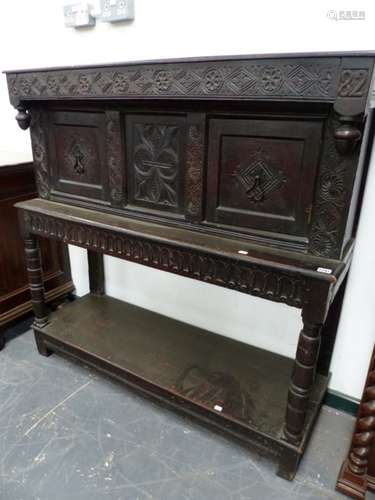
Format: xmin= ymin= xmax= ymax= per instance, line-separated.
xmin=206 ymin=118 xmax=323 ymax=247
xmin=47 ymin=111 xmax=108 ymax=204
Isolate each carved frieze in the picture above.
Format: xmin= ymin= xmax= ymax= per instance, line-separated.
xmin=22 ymin=210 xmax=306 ymax=308
xmin=7 ymin=58 xmax=340 ymax=103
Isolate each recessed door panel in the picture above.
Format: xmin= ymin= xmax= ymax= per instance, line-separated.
xmin=206 ymin=118 xmax=323 ymax=241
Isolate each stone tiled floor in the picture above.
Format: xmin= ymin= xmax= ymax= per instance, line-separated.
xmin=0 ymin=320 xmax=372 ymax=500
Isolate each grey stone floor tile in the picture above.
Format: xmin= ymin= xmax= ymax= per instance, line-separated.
xmin=1 ymin=325 xmax=374 ymax=500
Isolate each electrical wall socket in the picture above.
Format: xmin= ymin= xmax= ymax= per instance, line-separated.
xmin=63 ymin=3 xmax=96 ymax=27
xmin=99 ymin=0 xmax=134 ymax=22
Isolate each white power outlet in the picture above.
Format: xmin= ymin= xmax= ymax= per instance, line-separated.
xmin=99 ymin=0 xmax=134 ymax=22
xmin=63 ymin=3 xmax=96 ymax=28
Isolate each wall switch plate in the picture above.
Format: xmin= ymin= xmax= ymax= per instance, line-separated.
xmin=63 ymin=3 xmax=96 ymax=28
xmin=99 ymin=0 xmax=134 ymax=22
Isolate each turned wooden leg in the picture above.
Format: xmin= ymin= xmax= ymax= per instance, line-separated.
xmin=284 ymin=313 xmax=322 ymax=445
xmin=336 ymin=346 xmax=375 ymax=499
xmin=87 ymin=250 xmax=105 ymax=296
xmin=25 ymin=235 xmax=49 ymax=328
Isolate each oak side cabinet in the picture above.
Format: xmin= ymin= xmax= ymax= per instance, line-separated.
xmin=5 ymin=52 xmax=375 ymax=479
xmin=0 ymin=162 xmax=74 ymax=349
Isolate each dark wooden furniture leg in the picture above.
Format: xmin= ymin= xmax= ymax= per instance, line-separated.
xmin=336 ymin=346 xmax=375 ymax=499
xmin=284 ymin=314 xmax=322 ymax=444
xmin=25 ymin=235 xmax=50 ymax=356
xmin=278 ymin=300 xmax=323 ymax=479
xmin=87 ymin=250 xmax=105 ymax=295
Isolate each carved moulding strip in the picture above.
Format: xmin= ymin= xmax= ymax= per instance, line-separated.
xmin=106 ymin=111 xmax=124 ymax=206
xmin=309 ymin=115 xmax=358 ymax=259
xmin=7 ymin=58 xmax=340 ymax=104
xmin=22 ymin=210 xmax=307 ymax=308
xmin=29 ymin=111 xmax=50 ymax=199
xmin=185 ymin=115 xmax=205 ymax=220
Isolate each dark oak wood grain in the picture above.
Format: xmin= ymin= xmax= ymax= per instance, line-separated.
xmin=6 ymin=52 xmax=375 ymax=480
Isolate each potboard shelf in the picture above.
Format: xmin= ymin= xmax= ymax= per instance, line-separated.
xmin=35 ymin=293 xmax=328 ymax=467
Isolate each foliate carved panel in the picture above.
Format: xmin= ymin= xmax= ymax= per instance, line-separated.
xmin=106 ymin=111 xmax=124 ymax=206
xmin=185 ymin=118 xmax=205 ymax=220
xmin=127 ymin=117 xmax=185 ymax=213
xmin=309 ymin=116 xmax=357 ymax=258
xmin=30 ymin=111 xmax=49 ymax=199
xmin=22 ymin=210 xmax=306 ymax=308
xmin=134 ymin=124 xmax=179 ymax=206
xmin=7 ymin=58 xmax=340 ymax=103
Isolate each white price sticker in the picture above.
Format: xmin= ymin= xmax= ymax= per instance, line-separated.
xmin=317 ymin=267 xmax=332 ymax=274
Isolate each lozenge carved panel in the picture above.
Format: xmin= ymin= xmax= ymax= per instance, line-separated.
xmin=206 ymin=117 xmax=323 ymax=244
xmin=48 ymin=111 xmax=107 ymax=203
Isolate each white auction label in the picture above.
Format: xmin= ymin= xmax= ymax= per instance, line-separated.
xmin=317 ymin=267 xmax=332 ymax=274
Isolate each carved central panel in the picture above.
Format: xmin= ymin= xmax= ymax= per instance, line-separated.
xmin=127 ymin=116 xmax=185 ymax=214
xmin=133 ymin=124 xmax=178 ymax=207
xmin=233 ymin=148 xmax=285 ymax=203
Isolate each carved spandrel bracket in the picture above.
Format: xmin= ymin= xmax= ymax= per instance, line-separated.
xmin=15 ymin=105 xmax=31 ymax=130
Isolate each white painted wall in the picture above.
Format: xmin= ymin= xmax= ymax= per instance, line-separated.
xmin=1 ymin=0 xmax=375 ymax=400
